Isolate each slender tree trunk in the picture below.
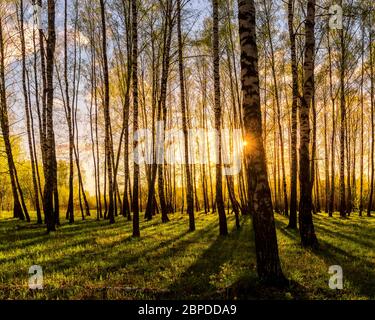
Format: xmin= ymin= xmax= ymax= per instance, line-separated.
xmin=311 ymin=81 xmax=317 ymax=213
xmin=225 ymin=45 xmax=241 ymax=226
xmin=368 ymin=21 xmax=374 ymax=217
xmin=213 ymin=0 xmax=228 ymax=236
xmin=359 ymin=20 xmax=364 ymax=217
xmin=89 ymin=53 xmax=99 ymax=219
xmin=157 ymin=0 xmax=173 ymax=223
xmin=121 ymin=0 xmax=132 ymax=221
xmin=328 ymin=33 xmax=335 ymax=217
xmin=43 ymin=0 xmax=57 ymax=232
xmin=20 ymin=0 xmax=41 ymax=223
xmin=351 ymin=124 xmax=356 ymax=213
xmin=345 ymin=118 xmax=352 ymax=215
xmin=263 ymin=0 xmax=288 ymax=216
xmin=339 ymin=2 xmax=346 ymax=218
xmin=323 ymin=86 xmax=330 ymax=214
xmin=132 ymin=0 xmax=140 ymax=237
xmin=31 ymin=20 xmax=44 ymax=208
xmin=93 ymin=43 xmax=102 ymax=219
xmin=177 ymin=0 xmax=195 ymax=231
xmin=64 ymin=0 xmax=74 ymax=223
xmin=144 ymin=13 xmax=159 ymax=220
xmin=298 ymin=0 xmax=318 ymax=248
xmin=100 ymin=0 xmax=115 ymax=224
xmin=0 ymin=17 xmax=26 ymax=222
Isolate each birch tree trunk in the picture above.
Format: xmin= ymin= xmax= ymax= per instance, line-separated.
xmin=238 ymin=0 xmax=286 ymax=284
xmin=132 ymin=0 xmax=140 ymax=237
xmin=328 ymin=33 xmax=335 ymax=217
xmin=177 ymin=0 xmax=195 ymax=231
xmin=213 ymin=0 xmax=228 ymax=236
xmin=0 ymin=17 xmax=29 ymax=222
xmin=100 ymin=0 xmax=115 ymax=224
xmin=43 ymin=0 xmax=58 ymax=232
xmin=64 ymin=0 xmax=74 ymax=223
xmin=19 ymin=0 xmax=41 ymax=223
xmin=298 ymin=0 xmax=318 ymax=247
xmin=367 ymin=19 xmax=374 ymax=217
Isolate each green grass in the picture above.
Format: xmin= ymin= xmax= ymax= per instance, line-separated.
xmin=0 ymin=210 xmax=373 ymax=300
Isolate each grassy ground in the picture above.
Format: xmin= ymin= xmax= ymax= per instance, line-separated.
xmin=0 ymin=210 xmax=373 ymax=300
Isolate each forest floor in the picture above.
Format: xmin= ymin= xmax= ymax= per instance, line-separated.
xmin=0 ymin=210 xmax=374 ymax=300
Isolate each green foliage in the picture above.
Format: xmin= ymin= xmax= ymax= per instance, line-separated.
xmin=0 ymin=212 xmax=373 ymax=299
xmin=0 ymin=134 xmax=87 ymax=211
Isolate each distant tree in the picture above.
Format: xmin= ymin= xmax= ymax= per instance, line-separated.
xmin=327 ymin=29 xmax=335 ymax=218
xmin=0 ymin=10 xmax=30 ymax=223
xmin=157 ymin=0 xmax=173 ymax=223
xmin=338 ymin=0 xmax=346 ymax=218
xmin=359 ymin=16 xmax=365 ymax=217
xmin=261 ymin=0 xmax=288 ymax=216
xmin=19 ymin=0 xmax=42 ymax=223
xmin=367 ymin=13 xmax=374 ymax=217
xmin=63 ymin=0 xmax=74 ymax=223
xmin=99 ymin=0 xmax=115 ymax=224
xmin=213 ymin=0 xmax=228 ymax=236
xmin=177 ymin=0 xmax=195 ymax=231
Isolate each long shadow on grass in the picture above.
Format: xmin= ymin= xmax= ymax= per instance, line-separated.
xmin=0 ymin=217 xmax=150 ymax=267
xmin=276 ymin=219 xmax=375 ymax=299
xmin=90 ymin=219 xmax=220 ymax=279
xmin=4 ymin=219 xmax=217 ymax=283
xmin=314 ymin=239 xmax=375 ymax=299
xmin=0 ymin=220 xmax=199 ymax=287
xmin=0 ymin=216 xmax=164 ymax=258
xmin=314 ymin=224 xmax=374 ymax=249
xmin=164 ymin=219 xmax=252 ymax=299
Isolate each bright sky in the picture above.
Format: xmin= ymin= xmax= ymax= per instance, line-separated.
xmin=8 ymin=0 xmax=219 ymax=195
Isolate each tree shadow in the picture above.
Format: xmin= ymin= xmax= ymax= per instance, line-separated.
xmin=314 ymin=224 xmax=374 ymax=249
xmin=164 ymin=218 xmax=252 ymax=299
xmin=313 ymin=239 xmax=375 ymax=299
xmin=225 ymin=276 xmax=310 ymax=300
xmin=276 ymin=216 xmax=375 ymax=299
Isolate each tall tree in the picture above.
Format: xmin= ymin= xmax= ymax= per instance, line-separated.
xmin=121 ymin=0 xmax=132 ymax=221
xmin=213 ymin=0 xmax=228 ymax=236
xmin=262 ymin=0 xmax=288 ymax=216
xmin=339 ymin=0 xmax=346 ymax=218
xmin=44 ymin=0 xmax=58 ymax=232
xmin=157 ymin=0 xmax=173 ymax=223
xmin=64 ymin=0 xmax=74 ymax=223
xmin=99 ymin=0 xmax=115 ymax=224
xmin=177 ymin=0 xmax=195 ymax=231
xmin=238 ymin=0 xmax=286 ymax=284
xmin=287 ymin=0 xmax=298 ymax=228
xmin=132 ymin=0 xmax=140 ymax=237
xmin=367 ymin=15 xmax=374 ymax=217
xmin=359 ymin=15 xmax=365 ymax=217
xmin=19 ymin=0 xmax=42 ymax=224
xmin=0 ymin=11 xmax=30 ymax=223
xmin=298 ymin=0 xmax=318 ymax=247
xmin=327 ymin=31 xmax=335 ymax=217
